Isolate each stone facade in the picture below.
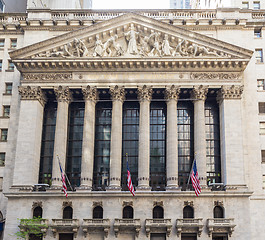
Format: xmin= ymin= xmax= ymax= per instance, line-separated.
xmin=0 ymin=5 xmax=264 ymax=240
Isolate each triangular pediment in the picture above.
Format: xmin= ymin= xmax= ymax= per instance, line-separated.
xmin=10 ymin=13 xmax=252 ymax=72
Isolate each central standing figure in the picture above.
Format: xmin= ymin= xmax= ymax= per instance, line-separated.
xmin=125 ymin=24 xmax=139 ymax=55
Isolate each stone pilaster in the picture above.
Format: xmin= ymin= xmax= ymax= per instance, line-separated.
xmin=217 ymin=85 xmax=246 ymax=188
xmin=165 ymin=85 xmax=180 ymax=190
xmin=80 ymin=86 xmax=98 ymax=190
xmin=190 ymin=85 xmax=208 ymax=186
xmin=137 ymin=85 xmax=153 ymax=190
xmin=51 ymin=86 xmax=72 ymax=187
xmin=108 ymin=85 xmax=125 ymax=190
xmin=13 ymin=86 xmax=46 ymax=186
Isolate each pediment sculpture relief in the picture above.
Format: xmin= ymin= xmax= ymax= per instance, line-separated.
xmin=33 ymin=24 xmax=231 ymax=59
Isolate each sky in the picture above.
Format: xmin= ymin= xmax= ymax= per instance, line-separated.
xmin=92 ymin=0 xmax=170 ymax=9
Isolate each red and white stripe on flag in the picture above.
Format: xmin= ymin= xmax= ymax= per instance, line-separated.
xmin=191 ymin=159 xmax=201 ymax=196
xmin=61 ymin=173 xmax=68 ymax=198
xmin=127 ymin=169 xmax=135 ymax=196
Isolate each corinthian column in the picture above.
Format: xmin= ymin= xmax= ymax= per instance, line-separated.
xmin=217 ymin=85 xmax=245 ymax=188
xmin=165 ymin=85 xmax=180 ymax=190
xmin=137 ymin=85 xmax=153 ymax=190
xmin=108 ymin=86 xmax=125 ymax=190
xmin=80 ymin=86 xmax=98 ymax=190
xmin=52 ymin=86 xmax=72 ymax=187
xmin=190 ymin=85 xmax=208 ymax=186
xmin=13 ymin=86 xmax=46 ymax=186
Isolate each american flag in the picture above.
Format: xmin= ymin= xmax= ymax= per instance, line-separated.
xmin=191 ymin=159 xmax=201 ymax=196
xmin=127 ymin=161 xmax=135 ymax=196
xmin=59 ymin=161 xmax=68 ymax=198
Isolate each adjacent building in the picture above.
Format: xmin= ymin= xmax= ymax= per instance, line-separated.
xmin=0 ymin=1 xmax=265 ymax=240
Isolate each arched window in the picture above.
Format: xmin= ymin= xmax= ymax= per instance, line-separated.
xmin=93 ymin=206 xmax=103 ymax=219
xmin=63 ymin=206 xmax=73 ymax=219
xmin=33 ymin=206 xmax=43 ymax=218
xmin=214 ymin=206 xmax=224 ymax=218
xmin=153 ymin=206 xmax=164 ymax=219
xmin=183 ymin=206 xmax=194 ymax=218
xmin=123 ymin=206 xmax=133 ymax=219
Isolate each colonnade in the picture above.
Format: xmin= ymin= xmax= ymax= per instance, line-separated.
xmin=12 ymin=84 xmax=246 ymax=190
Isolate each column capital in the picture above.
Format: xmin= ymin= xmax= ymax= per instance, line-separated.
xmin=190 ymin=85 xmax=208 ymax=101
xmin=137 ymin=85 xmax=153 ymax=102
xmin=18 ymin=86 xmax=47 ymax=106
xmin=54 ymin=86 xmax=72 ymax=103
xmin=217 ymin=85 xmax=243 ymax=102
xmin=82 ymin=86 xmax=98 ymax=103
xmin=109 ymin=85 xmax=125 ymax=102
xmin=165 ymin=85 xmax=181 ymax=101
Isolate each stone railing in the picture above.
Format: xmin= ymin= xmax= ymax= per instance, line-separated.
xmin=252 ymin=11 xmax=265 ymax=19
xmin=51 ymin=219 xmax=79 ymax=238
xmin=145 ymin=219 xmax=172 ymax=237
xmin=176 ymin=218 xmax=203 ymax=237
xmin=82 ymin=219 xmax=110 ymax=238
xmin=114 ymin=219 xmax=141 ymax=237
xmin=207 ymin=218 xmax=236 ymax=237
xmin=0 ymin=14 xmax=27 ymax=24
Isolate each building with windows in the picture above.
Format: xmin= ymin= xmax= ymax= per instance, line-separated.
xmin=0 ymin=2 xmax=265 ymax=240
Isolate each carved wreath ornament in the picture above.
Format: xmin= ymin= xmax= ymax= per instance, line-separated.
xmin=33 ymin=24 xmax=230 ymax=59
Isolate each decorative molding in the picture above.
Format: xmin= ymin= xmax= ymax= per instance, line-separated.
xmin=153 ymin=201 xmax=163 ymax=207
xmin=23 ymin=73 xmax=72 ymax=81
xmin=165 ymin=85 xmax=181 ymax=101
xmin=190 ymin=85 xmax=208 ymax=101
xmin=184 ymin=201 xmax=194 ymax=207
xmin=82 ymin=86 xmax=98 ymax=103
xmin=217 ymin=85 xmax=243 ymax=101
xmin=63 ymin=201 xmax=72 ymax=208
xmin=18 ymin=86 xmax=47 ymax=106
xmin=109 ymin=85 xmax=125 ymax=102
xmin=32 ymin=201 xmax=43 ymax=209
xmin=214 ymin=201 xmax=224 ymax=207
xmin=54 ymin=86 xmax=73 ymax=102
xmin=123 ymin=201 xmax=133 ymax=207
xmin=137 ymin=85 xmax=153 ymax=102
xmin=93 ymin=201 xmax=103 ymax=207
xmin=190 ymin=72 xmax=241 ymax=80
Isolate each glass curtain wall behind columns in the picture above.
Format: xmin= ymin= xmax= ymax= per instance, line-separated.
xmin=39 ymin=101 xmax=57 ymax=185
xmin=205 ymin=100 xmax=221 ymax=184
xmin=93 ymin=101 xmax=112 ymax=190
xmin=66 ymin=102 xmax=84 ymax=188
xmin=121 ymin=101 xmax=139 ymax=190
xmin=150 ymin=101 xmax=166 ymax=191
xmin=177 ymin=101 xmax=194 ymax=188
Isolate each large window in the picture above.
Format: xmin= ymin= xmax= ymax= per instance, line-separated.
xmin=150 ymin=102 xmax=166 ymax=191
xmin=66 ymin=102 xmax=84 ymax=188
xmin=205 ymin=101 xmax=221 ymax=184
xmin=178 ymin=101 xmax=194 ymax=187
xmin=121 ymin=101 xmax=139 ymax=190
xmin=93 ymin=101 xmax=112 ymax=190
xmin=153 ymin=206 xmax=164 ymax=219
xmin=39 ymin=102 xmax=57 ymax=185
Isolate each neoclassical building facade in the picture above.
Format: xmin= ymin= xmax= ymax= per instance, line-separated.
xmin=0 ymin=5 xmax=265 ymax=240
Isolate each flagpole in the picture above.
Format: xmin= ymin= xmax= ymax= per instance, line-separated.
xmin=187 ymin=152 xmax=196 ymax=187
xmin=57 ymin=155 xmax=74 ymax=192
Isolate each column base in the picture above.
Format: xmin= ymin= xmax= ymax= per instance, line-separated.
xmin=136 ymin=186 xmax=151 ymax=191
xmin=166 ymin=186 xmax=181 ymax=191
xmin=76 ymin=185 xmax=92 ymax=191
xmin=106 ymin=186 xmax=121 ymax=191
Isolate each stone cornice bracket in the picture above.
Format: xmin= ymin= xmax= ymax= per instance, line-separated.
xmin=137 ymin=85 xmax=153 ymax=102
xmin=18 ymin=86 xmax=47 ymax=106
xmin=109 ymin=85 xmax=125 ymax=102
xmin=32 ymin=201 xmax=43 ymax=209
xmin=190 ymin=85 xmax=208 ymax=101
xmin=54 ymin=86 xmax=73 ymax=103
xmin=165 ymin=85 xmax=181 ymax=101
xmin=63 ymin=201 xmax=72 ymax=208
xmin=93 ymin=201 xmax=103 ymax=207
xmin=82 ymin=86 xmax=98 ymax=103
xmin=217 ymin=85 xmax=243 ymax=102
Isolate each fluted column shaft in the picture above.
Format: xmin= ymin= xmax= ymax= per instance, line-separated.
xmin=80 ymin=86 xmax=98 ymax=189
xmin=165 ymin=85 xmax=180 ymax=189
xmin=108 ymin=86 xmax=125 ymax=190
xmin=191 ymin=85 xmax=208 ymax=186
xmin=137 ymin=86 xmax=153 ymax=190
xmin=52 ymin=86 xmax=72 ymax=187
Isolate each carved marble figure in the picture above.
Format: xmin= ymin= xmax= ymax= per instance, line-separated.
xmin=162 ymin=34 xmax=173 ymax=56
xmin=93 ymin=34 xmax=104 ymax=57
xmin=124 ymin=24 xmax=139 ymax=55
xmin=149 ymin=32 xmax=161 ymax=57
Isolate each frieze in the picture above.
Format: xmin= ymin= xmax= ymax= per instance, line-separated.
xmin=18 ymin=86 xmax=47 ymax=106
xmin=165 ymin=85 xmax=181 ymax=101
xmin=190 ymin=73 xmax=241 ymax=80
xmin=82 ymin=86 xmax=98 ymax=103
xmin=23 ymin=73 xmax=72 ymax=81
